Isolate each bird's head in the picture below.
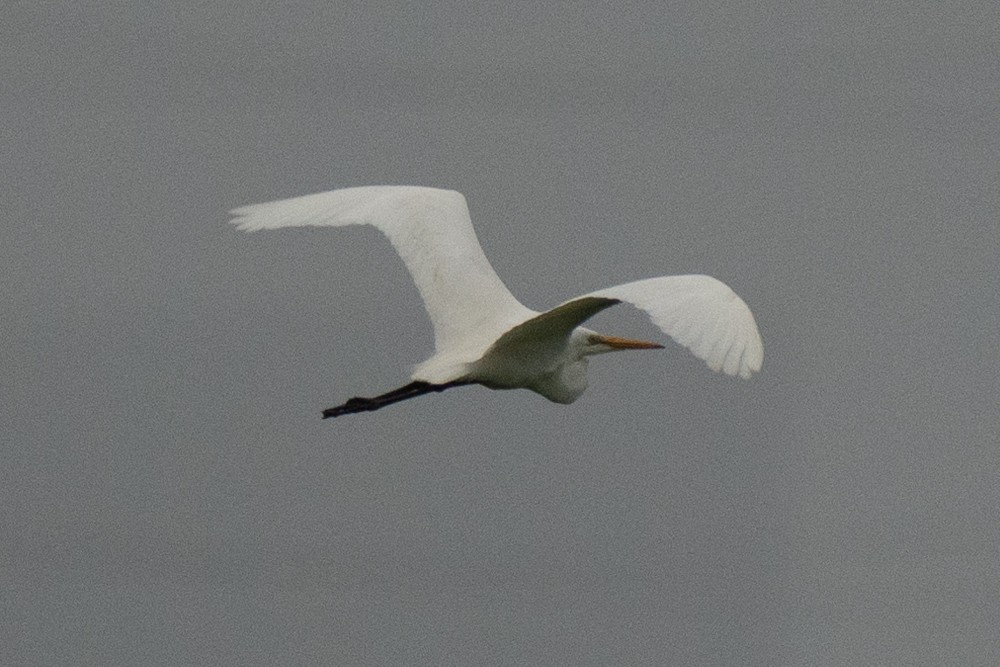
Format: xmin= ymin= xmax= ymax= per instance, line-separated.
xmin=578 ymin=329 xmax=664 ymax=357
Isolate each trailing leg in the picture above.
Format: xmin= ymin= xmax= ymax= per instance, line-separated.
xmin=321 ymin=380 xmax=474 ymax=418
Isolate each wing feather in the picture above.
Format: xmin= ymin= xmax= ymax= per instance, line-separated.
xmin=229 ymin=186 xmax=531 ymax=352
xmin=485 ymin=296 xmax=621 ymax=358
xmin=579 ymin=275 xmax=763 ymax=378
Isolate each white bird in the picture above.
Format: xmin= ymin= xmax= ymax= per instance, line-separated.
xmin=229 ymin=186 xmax=763 ymax=418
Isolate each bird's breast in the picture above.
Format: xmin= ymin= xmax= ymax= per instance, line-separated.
xmin=469 ymin=352 xmax=590 ymax=404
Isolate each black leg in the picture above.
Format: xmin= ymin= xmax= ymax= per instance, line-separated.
xmin=321 ymin=380 xmax=474 ymax=419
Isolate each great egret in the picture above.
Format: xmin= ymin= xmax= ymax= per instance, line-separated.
xmin=229 ymin=186 xmax=763 ymax=418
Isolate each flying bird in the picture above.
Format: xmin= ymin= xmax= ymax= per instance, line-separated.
xmin=229 ymin=186 xmax=763 ymax=418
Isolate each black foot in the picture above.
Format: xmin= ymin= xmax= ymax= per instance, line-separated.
xmin=322 ymin=397 xmax=380 ymax=419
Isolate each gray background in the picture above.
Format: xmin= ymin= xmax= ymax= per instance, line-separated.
xmin=5 ymin=2 xmax=999 ymax=665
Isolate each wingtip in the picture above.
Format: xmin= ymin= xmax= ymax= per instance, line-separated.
xmin=737 ymin=350 xmax=764 ymax=379
xmin=227 ymin=212 xmax=263 ymax=232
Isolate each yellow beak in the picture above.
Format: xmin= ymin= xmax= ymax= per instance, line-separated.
xmin=591 ymin=334 xmax=664 ymax=350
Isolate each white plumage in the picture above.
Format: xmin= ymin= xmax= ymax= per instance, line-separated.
xmin=230 ymin=186 xmax=763 ymax=417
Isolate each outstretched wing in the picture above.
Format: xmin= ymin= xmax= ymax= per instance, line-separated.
xmin=229 ymin=186 xmax=532 ymax=352
xmin=573 ymin=275 xmax=763 ymax=378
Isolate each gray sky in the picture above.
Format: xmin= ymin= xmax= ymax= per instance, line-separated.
xmin=5 ymin=2 xmax=1000 ymax=664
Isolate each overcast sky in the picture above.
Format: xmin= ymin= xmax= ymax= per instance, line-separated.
xmin=5 ymin=2 xmax=1000 ymax=664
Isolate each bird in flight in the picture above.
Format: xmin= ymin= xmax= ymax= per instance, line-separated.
xmin=230 ymin=186 xmax=763 ymax=418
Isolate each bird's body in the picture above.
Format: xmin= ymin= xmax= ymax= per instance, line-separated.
xmin=229 ymin=186 xmax=763 ymax=417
